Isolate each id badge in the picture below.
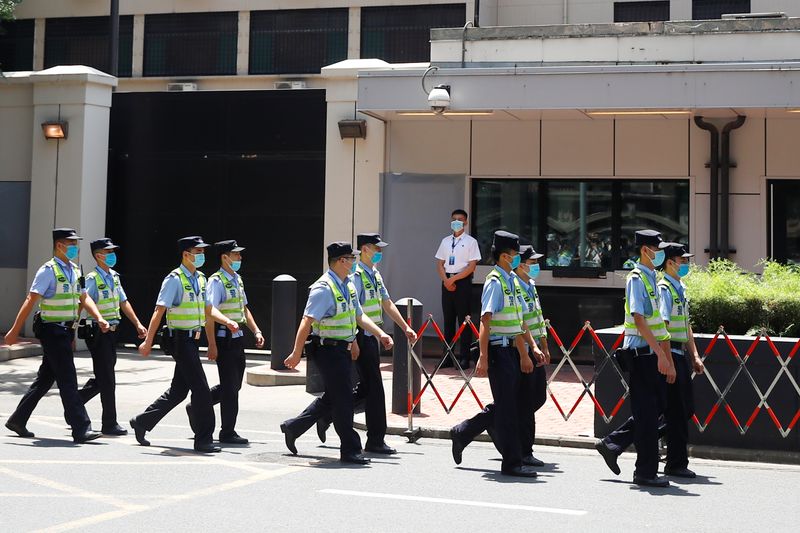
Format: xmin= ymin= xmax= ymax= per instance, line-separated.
xmin=448 ymin=255 xmax=455 ymax=266
xmin=194 ymin=331 xmax=201 ymax=340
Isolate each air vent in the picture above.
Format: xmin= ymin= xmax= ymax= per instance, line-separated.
xmin=167 ymin=82 xmax=198 ymax=92
xmin=273 ymin=81 xmax=307 ymax=90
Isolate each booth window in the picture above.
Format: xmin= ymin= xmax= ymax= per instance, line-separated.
xmin=769 ymin=180 xmax=800 ymax=265
xmin=692 ymin=0 xmax=750 ymax=20
xmin=360 ymin=4 xmax=465 ymax=64
xmin=614 ymin=2 xmax=670 ymax=23
xmin=0 ymin=18 xmax=34 ymax=72
xmin=250 ymin=9 xmax=347 ymax=75
xmin=144 ymin=12 xmax=237 ymax=77
xmin=471 ymin=179 xmax=690 ymax=272
xmin=45 ymin=16 xmax=133 ymax=77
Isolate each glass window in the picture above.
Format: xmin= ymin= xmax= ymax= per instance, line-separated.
xmin=471 ymin=178 xmax=690 ymax=271
xmin=472 ymin=180 xmax=539 ymax=260
xmin=614 ymin=1 xmax=670 ymax=22
xmin=692 ymin=0 xmax=750 ymax=20
xmin=249 ymin=9 xmax=348 ymax=75
xmin=361 ymin=4 xmax=465 ymax=64
xmin=45 ymin=16 xmax=134 ymax=77
xmin=546 ymin=182 xmax=613 ymax=269
xmin=0 ymin=19 xmax=34 ymax=72
xmin=144 ymin=12 xmax=238 ymax=77
xmin=769 ymin=180 xmax=800 ymax=265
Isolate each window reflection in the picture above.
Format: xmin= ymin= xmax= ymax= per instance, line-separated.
xmin=545 ymin=182 xmax=612 ymax=269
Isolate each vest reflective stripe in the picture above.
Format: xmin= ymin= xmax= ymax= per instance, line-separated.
xmin=485 ymin=270 xmax=524 ymax=337
xmin=86 ymin=270 xmax=121 ymax=321
xmin=623 ymin=269 xmax=670 ymax=341
xmin=311 ymin=275 xmax=358 ymax=340
xmin=210 ymin=270 xmax=245 ymax=324
xmin=355 ymin=265 xmax=384 ymax=325
xmin=39 ymin=260 xmax=81 ymax=322
xmin=166 ymin=269 xmax=207 ymax=330
xmin=515 ymin=277 xmax=547 ymax=339
xmin=658 ymin=279 xmax=689 ymax=344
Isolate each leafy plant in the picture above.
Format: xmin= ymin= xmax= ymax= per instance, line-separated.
xmin=0 ymin=0 xmax=23 ymax=21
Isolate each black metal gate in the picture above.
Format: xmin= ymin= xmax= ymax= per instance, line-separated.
xmin=107 ymin=89 xmax=326 ymax=344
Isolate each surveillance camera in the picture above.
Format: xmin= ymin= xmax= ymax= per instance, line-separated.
xmin=428 ymin=84 xmax=451 ymax=114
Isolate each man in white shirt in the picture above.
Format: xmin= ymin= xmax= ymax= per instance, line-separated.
xmin=435 ymin=209 xmax=482 ymax=369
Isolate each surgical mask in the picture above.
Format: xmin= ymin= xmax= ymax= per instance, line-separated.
xmin=371 ymin=251 xmax=383 ymax=264
xmin=530 ymin=264 xmax=541 ymax=279
xmin=509 ymin=254 xmax=521 ymax=269
xmin=350 ymin=260 xmax=358 ymax=274
xmin=451 ymin=220 xmax=464 ymax=232
xmin=231 ymin=260 xmax=242 ymax=272
xmin=677 ymin=263 xmax=690 ymax=278
xmin=653 ymin=250 xmax=665 ymax=267
xmin=104 ymin=252 xmax=117 ymax=268
xmin=65 ymin=244 xmax=79 ymax=261
xmin=192 ymin=253 xmax=205 ymax=268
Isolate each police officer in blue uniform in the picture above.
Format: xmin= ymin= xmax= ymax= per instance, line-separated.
xmin=131 ymin=236 xmax=225 ymax=453
xmin=595 ymin=242 xmax=704 ymax=481
xmin=78 ymin=238 xmax=148 ymax=436
xmin=191 ymin=239 xmax=265 ymax=445
xmin=595 ymin=229 xmax=676 ymax=487
xmin=449 ymin=231 xmax=544 ymax=477
xmin=281 ymin=242 xmax=394 ymax=464
xmin=316 ymin=233 xmax=418 ymax=454
xmin=4 ymin=228 xmax=109 ymax=443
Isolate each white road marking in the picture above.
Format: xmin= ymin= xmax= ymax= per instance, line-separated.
xmin=320 ymin=489 xmax=587 ymax=516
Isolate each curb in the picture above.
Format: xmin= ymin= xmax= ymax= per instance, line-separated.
xmin=355 ymin=419 xmax=800 ymax=465
xmin=0 ymin=343 xmax=42 ymax=362
xmin=246 ymin=364 xmax=306 ymax=387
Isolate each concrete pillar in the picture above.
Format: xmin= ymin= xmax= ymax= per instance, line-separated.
xmin=237 ymin=11 xmax=250 ymax=76
xmin=132 ymin=15 xmax=145 ymax=77
xmin=347 ymin=7 xmax=360 ymax=60
xmin=27 ymin=66 xmax=117 ymax=295
xmin=33 ymin=18 xmax=45 ymax=70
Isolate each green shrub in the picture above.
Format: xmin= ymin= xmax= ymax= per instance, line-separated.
xmin=684 ymin=259 xmax=800 ymax=337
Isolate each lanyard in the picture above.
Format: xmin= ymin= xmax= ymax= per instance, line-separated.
xmin=451 ymin=235 xmax=463 ymax=253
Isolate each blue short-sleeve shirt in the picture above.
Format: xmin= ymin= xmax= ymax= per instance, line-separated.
xmin=659 ymin=273 xmax=687 ymax=353
xmin=623 ymin=263 xmax=658 ymax=349
xmin=206 ymin=270 xmax=248 ymax=338
xmin=353 ymin=261 xmax=390 ymax=337
xmin=481 ymin=266 xmax=520 ymax=344
xmin=30 ymin=257 xmax=86 ymax=299
xmin=303 ymin=271 xmax=363 ymax=328
xmin=86 ymin=267 xmax=128 ymax=325
xmin=156 ymin=264 xmax=203 ymax=309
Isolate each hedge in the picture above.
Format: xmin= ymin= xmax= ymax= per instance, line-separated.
xmin=683 ymin=259 xmax=800 ymax=337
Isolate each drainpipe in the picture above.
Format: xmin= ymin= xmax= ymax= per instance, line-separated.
xmin=474 ymin=0 xmax=480 ymax=27
xmin=109 ymin=0 xmax=119 ymax=77
xmin=563 ymin=0 xmax=568 ymax=24
xmin=461 ymin=21 xmax=474 ymax=68
xmin=694 ymin=117 xmax=719 ymax=259
xmin=720 ymin=116 xmax=746 ymax=259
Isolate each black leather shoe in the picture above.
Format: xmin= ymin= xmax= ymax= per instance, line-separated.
xmin=340 ymin=453 xmax=371 ymax=465
xmin=280 ymin=422 xmax=298 ymax=455
xmin=185 ymin=404 xmax=197 ymax=434
xmin=365 ymin=442 xmax=397 ymax=455
xmin=74 ymin=429 xmax=102 ymax=443
xmin=316 ymin=419 xmax=330 ymax=443
xmin=522 ymin=454 xmax=545 ymax=467
xmin=129 ymin=418 xmax=150 ymax=446
xmin=194 ymin=443 xmax=222 ymax=453
xmin=633 ymin=474 xmax=670 ymax=487
xmin=450 ymin=428 xmax=466 ymax=465
xmin=664 ymin=467 xmax=696 ymax=479
xmin=219 ymin=433 xmax=249 ymax=445
xmin=595 ymin=439 xmax=621 ymax=475
xmin=501 ymin=465 xmax=538 ymax=478
xmin=5 ymin=420 xmax=34 ymax=438
xmin=102 ymin=424 xmax=128 ymax=436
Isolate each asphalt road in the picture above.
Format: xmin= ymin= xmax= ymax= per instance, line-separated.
xmin=1 ymin=350 xmax=799 ymax=532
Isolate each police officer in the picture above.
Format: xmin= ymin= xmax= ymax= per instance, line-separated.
xmin=316 ymin=233 xmax=418 ymax=454
xmin=513 ymin=244 xmax=551 ymax=467
xmin=281 ymin=242 xmax=394 ymax=464
xmin=193 ymin=239 xmax=265 ymax=445
xmin=450 ymin=231 xmax=544 ymax=477
xmin=78 ymin=238 xmax=148 ymax=435
xmin=595 ymin=229 xmax=676 ymax=487
xmin=659 ymin=243 xmax=705 ymax=477
xmin=131 ymin=236 xmax=224 ymax=453
xmin=4 ymin=228 xmax=109 ymax=443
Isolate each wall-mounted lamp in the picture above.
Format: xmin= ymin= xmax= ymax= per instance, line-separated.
xmin=338 ymin=119 xmax=367 ymax=139
xmin=42 ymin=121 xmax=68 ymax=140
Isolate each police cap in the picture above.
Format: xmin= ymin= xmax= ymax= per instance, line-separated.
xmin=52 ymin=228 xmax=82 ymax=241
xmin=492 ymin=230 xmax=520 ymax=253
xmin=662 ymin=242 xmax=694 ymax=259
xmin=215 ymin=240 xmax=245 ymax=254
xmin=634 ymin=229 xmax=668 ymax=248
xmin=356 ymin=233 xmax=389 ymax=249
xmin=178 ymin=236 xmax=210 ymax=251
xmin=90 ymin=238 xmax=120 ymax=252
xmin=520 ymin=244 xmax=544 ymax=261
xmin=327 ymin=241 xmax=359 ymax=260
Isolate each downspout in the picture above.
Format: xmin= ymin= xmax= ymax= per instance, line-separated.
xmin=719 ymin=116 xmax=746 ymax=259
xmin=563 ymin=0 xmax=568 ymax=24
xmin=694 ymin=117 xmax=719 ymax=259
xmin=474 ymin=0 xmax=480 ymax=27
xmin=461 ymin=21 xmax=474 ymax=68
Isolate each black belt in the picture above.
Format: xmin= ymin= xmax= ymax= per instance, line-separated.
xmin=622 ymin=346 xmax=654 ymax=357
xmin=309 ymin=336 xmax=353 ymax=350
xmin=43 ymin=321 xmax=76 ymax=329
xmin=445 ymin=273 xmax=473 ymax=279
xmin=489 ymin=337 xmax=518 ymax=347
xmin=171 ymin=329 xmax=202 ymax=338
xmin=670 ymin=341 xmax=686 ymax=352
